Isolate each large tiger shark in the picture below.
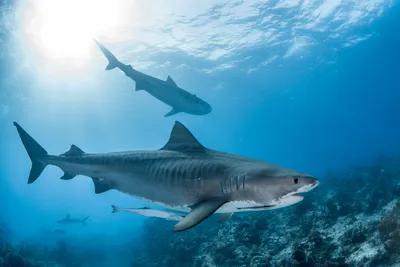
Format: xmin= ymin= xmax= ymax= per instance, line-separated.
xmin=14 ymin=121 xmax=319 ymax=232
xmin=93 ymin=39 xmax=212 ymax=117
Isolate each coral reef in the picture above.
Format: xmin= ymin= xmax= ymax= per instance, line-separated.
xmin=379 ymin=201 xmax=400 ymax=259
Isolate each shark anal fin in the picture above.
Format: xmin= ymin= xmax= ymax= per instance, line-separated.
xmin=217 ymin=213 xmax=233 ymax=224
xmin=160 ymin=121 xmax=206 ymax=152
xmin=61 ymin=145 xmax=85 ymax=156
xmin=164 ymin=108 xmax=180 ymax=117
xmin=92 ymin=178 xmax=112 ymax=194
xmin=173 ymin=197 xmax=228 ymax=232
xmin=166 ymin=76 xmax=177 ymax=87
xmin=60 ymin=172 xmax=76 ymax=180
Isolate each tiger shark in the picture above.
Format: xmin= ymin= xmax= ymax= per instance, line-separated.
xmin=93 ymin=39 xmax=212 ymax=117
xmin=14 ymin=121 xmax=319 ymax=232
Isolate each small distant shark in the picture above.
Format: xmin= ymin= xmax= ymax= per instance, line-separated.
xmin=93 ymin=39 xmax=212 ymax=117
xmin=14 ymin=121 xmax=319 ymax=232
xmin=56 ymin=214 xmax=89 ymax=225
xmin=111 ymin=205 xmax=184 ymax=221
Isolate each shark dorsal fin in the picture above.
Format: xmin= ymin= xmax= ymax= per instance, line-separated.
xmin=61 ymin=145 xmax=85 ymax=156
xmin=160 ymin=121 xmax=206 ymax=152
xmin=166 ymin=76 xmax=177 ymax=87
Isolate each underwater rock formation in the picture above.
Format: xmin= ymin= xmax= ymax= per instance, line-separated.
xmin=379 ymin=201 xmax=400 ymax=259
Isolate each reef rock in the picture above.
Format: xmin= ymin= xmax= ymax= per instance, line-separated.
xmin=379 ymin=201 xmax=400 ymax=258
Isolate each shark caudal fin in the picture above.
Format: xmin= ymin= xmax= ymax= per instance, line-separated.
xmin=111 ymin=205 xmax=121 ymax=213
xmin=82 ymin=216 xmax=90 ymax=225
xmin=13 ymin=122 xmax=48 ymax=184
xmin=93 ymin=38 xmax=120 ymax=71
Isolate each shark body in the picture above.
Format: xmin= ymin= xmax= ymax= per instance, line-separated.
xmin=14 ymin=121 xmax=318 ymax=232
xmin=111 ymin=205 xmax=184 ymax=221
xmin=56 ymin=214 xmax=89 ymax=225
xmin=93 ymin=39 xmax=212 ymax=117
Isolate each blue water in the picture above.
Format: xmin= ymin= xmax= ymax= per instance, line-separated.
xmin=1 ymin=1 xmax=400 ymax=266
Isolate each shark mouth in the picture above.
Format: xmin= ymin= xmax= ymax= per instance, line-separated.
xmin=299 ymin=180 xmax=320 ymax=193
xmin=231 ymin=194 xmax=305 ymax=212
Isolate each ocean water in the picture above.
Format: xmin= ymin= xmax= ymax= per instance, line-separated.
xmin=0 ymin=1 xmax=400 ymax=266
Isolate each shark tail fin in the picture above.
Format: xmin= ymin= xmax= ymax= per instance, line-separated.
xmin=106 ymin=62 xmax=118 ymax=71
xmin=111 ymin=205 xmax=121 ymax=213
xmin=92 ymin=39 xmax=120 ymax=71
xmin=13 ymin=122 xmax=48 ymax=184
xmin=82 ymin=216 xmax=90 ymax=225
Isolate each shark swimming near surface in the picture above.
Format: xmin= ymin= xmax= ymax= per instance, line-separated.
xmin=93 ymin=39 xmax=212 ymax=117
xmin=14 ymin=121 xmax=319 ymax=232
xmin=56 ymin=214 xmax=89 ymax=225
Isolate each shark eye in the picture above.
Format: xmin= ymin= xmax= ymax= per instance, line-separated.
xmin=293 ymin=178 xmax=299 ymax=184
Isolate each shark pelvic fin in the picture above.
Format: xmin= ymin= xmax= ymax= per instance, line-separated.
xmin=60 ymin=172 xmax=76 ymax=180
xmin=173 ymin=197 xmax=228 ymax=232
xmin=164 ymin=108 xmax=180 ymax=117
xmin=92 ymin=178 xmax=112 ymax=194
xmin=160 ymin=121 xmax=206 ymax=152
xmin=166 ymin=76 xmax=177 ymax=87
xmin=217 ymin=213 xmax=233 ymax=224
xmin=61 ymin=145 xmax=85 ymax=156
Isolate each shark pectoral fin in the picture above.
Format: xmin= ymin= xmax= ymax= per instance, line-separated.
xmin=173 ymin=197 xmax=228 ymax=232
xmin=164 ymin=108 xmax=180 ymax=117
xmin=92 ymin=178 xmax=112 ymax=194
xmin=217 ymin=213 xmax=233 ymax=224
xmin=60 ymin=172 xmax=76 ymax=180
xmin=166 ymin=76 xmax=177 ymax=87
xmin=61 ymin=145 xmax=85 ymax=156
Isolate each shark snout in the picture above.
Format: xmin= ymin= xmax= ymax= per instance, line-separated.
xmin=297 ymin=176 xmax=319 ymax=193
xmin=312 ymin=179 xmax=320 ymax=189
xmin=205 ymin=104 xmax=212 ymax=114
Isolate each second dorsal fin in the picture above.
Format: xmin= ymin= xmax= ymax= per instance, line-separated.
xmin=61 ymin=145 xmax=85 ymax=156
xmin=160 ymin=121 xmax=205 ymax=152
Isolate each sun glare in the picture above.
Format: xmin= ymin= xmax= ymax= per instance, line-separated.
xmin=25 ymin=0 xmax=125 ymax=60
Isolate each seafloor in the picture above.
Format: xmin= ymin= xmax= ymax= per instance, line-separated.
xmin=1 ymin=155 xmax=400 ymax=267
